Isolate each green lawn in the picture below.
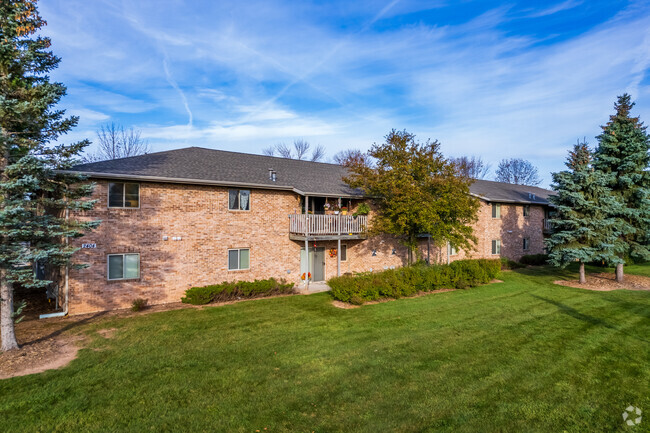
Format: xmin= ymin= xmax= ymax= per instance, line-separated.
xmin=1 ymin=265 xmax=649 ymax=432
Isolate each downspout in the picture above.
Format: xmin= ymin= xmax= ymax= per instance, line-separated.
xmin=40 ymin=207 xmax=69 ymax=319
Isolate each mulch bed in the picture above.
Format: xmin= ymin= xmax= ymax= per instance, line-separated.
xmin=555 ymin=272 xmax=650 ymax=291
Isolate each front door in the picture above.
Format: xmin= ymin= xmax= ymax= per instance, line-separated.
xmin=312 ymin=247 xmax=325 ymax=282
xmin=300 ymin=247 xmax=326 ymax=282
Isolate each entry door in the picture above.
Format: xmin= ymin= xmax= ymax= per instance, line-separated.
xmin=312 ymin=248 xmax=325 ymax=282
xmin=300 ymin=247 xmax=326 ymax=282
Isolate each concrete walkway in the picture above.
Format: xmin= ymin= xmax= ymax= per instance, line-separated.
xmin=300 ymin=282 xmax=331 ymax=294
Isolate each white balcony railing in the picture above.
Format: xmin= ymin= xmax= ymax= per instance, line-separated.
xmin=289 ymin=214 xmax=368 ymax=236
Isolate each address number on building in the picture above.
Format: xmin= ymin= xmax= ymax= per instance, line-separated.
xmin=81 ymin=243 xmax=97 ymax=249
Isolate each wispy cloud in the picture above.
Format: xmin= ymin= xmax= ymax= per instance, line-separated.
xmin=40 ymin=0 xmax=650 ymax=185
xmin=163 ymin=53 xmax=194 ymax=127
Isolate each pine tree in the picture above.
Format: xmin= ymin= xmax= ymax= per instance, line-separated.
xmin=546 ymin=141 xmax=623 ymax=283
xmin=593 ymin=94 xmax=650 ymax=282
xmin=0 ymin=1 xmax=98 ymax=351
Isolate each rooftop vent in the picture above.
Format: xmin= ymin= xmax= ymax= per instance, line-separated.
xmin=268 ymin=168 xmax=277 ymax=182
xmin=528 ymin=192 xmax=536 ymax=200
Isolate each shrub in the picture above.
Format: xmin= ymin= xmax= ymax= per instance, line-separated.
xmin=519 ymin=254 xmax=549 ymax=266
xmin=329 ymin=259 xmax=501 ymax=304
xmin=131 ymin=298 xmax=148 ymax=312
xmin=182 ymin=278 xmax=295 ymax=305
xmin=500 ymin=257 xmax=525 ymax=270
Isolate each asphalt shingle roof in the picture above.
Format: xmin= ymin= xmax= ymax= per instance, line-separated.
xmin=70 ymin=147 xmax=554 ymax=204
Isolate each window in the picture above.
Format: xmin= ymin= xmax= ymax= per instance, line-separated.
xmin=228 ymin=189 xmax=250 ymax=211
xmin=108 ymin=182 xmax=139 ymax=208
xmin=491 ymin=240 xmax=501 ymax=255
xmin=523 ymin=205 xmax=530 ymax=217
xmin=448 ymin=243 xmax=458 ymax=256
xmin=492 ymin=203 xmax=501 ymax=219
xmin=228 ymin=248 xmax=250 ymax=270
xmin=523 ymin=238 xmax=530 ymax=251
xmin=340 ymin=245 xmax=347 ymax=261
xmin=107 ymin=254 xmax=140 ymax=280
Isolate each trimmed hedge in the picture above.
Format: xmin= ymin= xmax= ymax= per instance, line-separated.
xmin=329 ymin=259 xmax=501 ymax=305
xmin=519 ymin=254 xmax=549 ymax=266
xmin=182 ymin=278 xmax=295 ymax=305
xmin=500 ymin=257 xmax=525 ymax=270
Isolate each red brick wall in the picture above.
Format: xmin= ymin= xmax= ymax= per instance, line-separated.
xmin=419 ymin=201 xmax=547 ymax=263
xmin=68 ymin=181 xmax=548 ymax=314
xmin=68 ymin=181 xmax=406 ymax=314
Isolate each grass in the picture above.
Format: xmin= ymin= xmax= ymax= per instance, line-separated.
xmin=1 ymin=264 xmax=649 ymax=432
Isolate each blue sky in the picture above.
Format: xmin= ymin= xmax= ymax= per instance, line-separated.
xmin=41 ymin=0 xmax=650 ymax=186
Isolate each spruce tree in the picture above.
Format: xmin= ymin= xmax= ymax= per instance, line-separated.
xmin=593 ymin=94 xmax=650 ymax=282
xmin=1 ymin=1 xmax=98 ymax=351
xmin=546 ymin=141 xmax=623 ymax=283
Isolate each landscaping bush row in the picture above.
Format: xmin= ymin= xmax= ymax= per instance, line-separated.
xmin=519 ymin=254 xmax=549 ymax=266
xmin=182 ymin=278 xmax=295 ymax=305
xmin=329 ymin=259 xmax=501 ymax=305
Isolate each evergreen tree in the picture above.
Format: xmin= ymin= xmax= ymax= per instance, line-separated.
xmin=1 ymin=1 xmax=98 ymax=351
xmin=344 ymin=129 xmax=479 ymax=262
xmin=546 ymin=141 xmax=623 ymax=283
xmin=593 ymin=94 xmax=650 ymax=282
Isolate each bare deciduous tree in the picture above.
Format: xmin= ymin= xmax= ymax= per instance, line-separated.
xmin=262 ymin=139 xmax=325 ymax=162
xmin=495 ymin=158 xmax=542 ymax=186
xmin=451 ymin=156 xmax=491 ymax=179
xmin=83 ymin=122 xmax=150 ymax=163
xmin=333 ymin=149 xmax=368 ymax=167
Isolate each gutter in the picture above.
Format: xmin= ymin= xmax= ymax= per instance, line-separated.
xmin=469 ymin=192 xmax=555 ymax=207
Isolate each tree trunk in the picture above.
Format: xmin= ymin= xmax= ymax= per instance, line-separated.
xmin=0 ymin=269 xmax=19 ymax=351
xmin=615 ymin=263 xmax=624 ymax=283
xmin=579 ymin=262 xmax=586 ymax=284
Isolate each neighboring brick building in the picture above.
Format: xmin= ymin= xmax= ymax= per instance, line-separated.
xmin=63 ymin=147 xmax=554 ymax=315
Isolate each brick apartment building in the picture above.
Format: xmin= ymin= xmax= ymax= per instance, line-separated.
xmin=62 ymin=147 xmax=554 ymax=314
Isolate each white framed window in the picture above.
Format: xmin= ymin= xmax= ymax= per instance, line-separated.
xmin=340 ymin=244 xmax=347 ymax=262
xmin=228 ymin=189 xmax=250 ymax=211
xmin=491 ymin=240 xmax=501 ymax=255
xmin=523 ymin=205 xmax=530 ymax=217
xmin=492 ymin=203 xmax=501 ymax=219
xmin=107 ymin=254 xmax=140 ymax=280
xmin=523 ymin=238 xmax=530 ymax=251
xmin=108 ymin=182 xmax=139 ymax=208
xmin=448 ymin=243 xmax=458 ymax=256
xmin=228 ymin=248 xmax=250 ymax=270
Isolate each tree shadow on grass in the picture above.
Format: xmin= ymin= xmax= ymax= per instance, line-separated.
xmin=22 ymin=311 xmax=108 ymax=346
xmin=531 ymin=294 xmax=649 ymax=345
xmin=596 ymin=294 xmax=650 ymax=322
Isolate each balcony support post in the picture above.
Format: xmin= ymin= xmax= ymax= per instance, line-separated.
xmin=337 ymin=212 xmax=341 ymax=277
xmin=304 ymin=195 xmax=309 ymax=290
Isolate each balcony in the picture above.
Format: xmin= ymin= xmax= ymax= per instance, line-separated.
xmin=289 ymin=214 xmax=368 ymax=241
xmin=543 ymin=219 xmax=553 ymax=234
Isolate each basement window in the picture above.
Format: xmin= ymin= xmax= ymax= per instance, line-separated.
xmin=109 ymin=182 xmax=140 ymax=208
xmin=492 ymin=203 xmax=501 ymax=219
xmin=107 ymin=254 xmax=140 ymax=280
xmin=228 ymin=248 xmax=250 ymax=270
xmin=228 ymin=189 xmax=250 ymax=211
xmin=491 ymin=240 xmax=501 ymax=255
